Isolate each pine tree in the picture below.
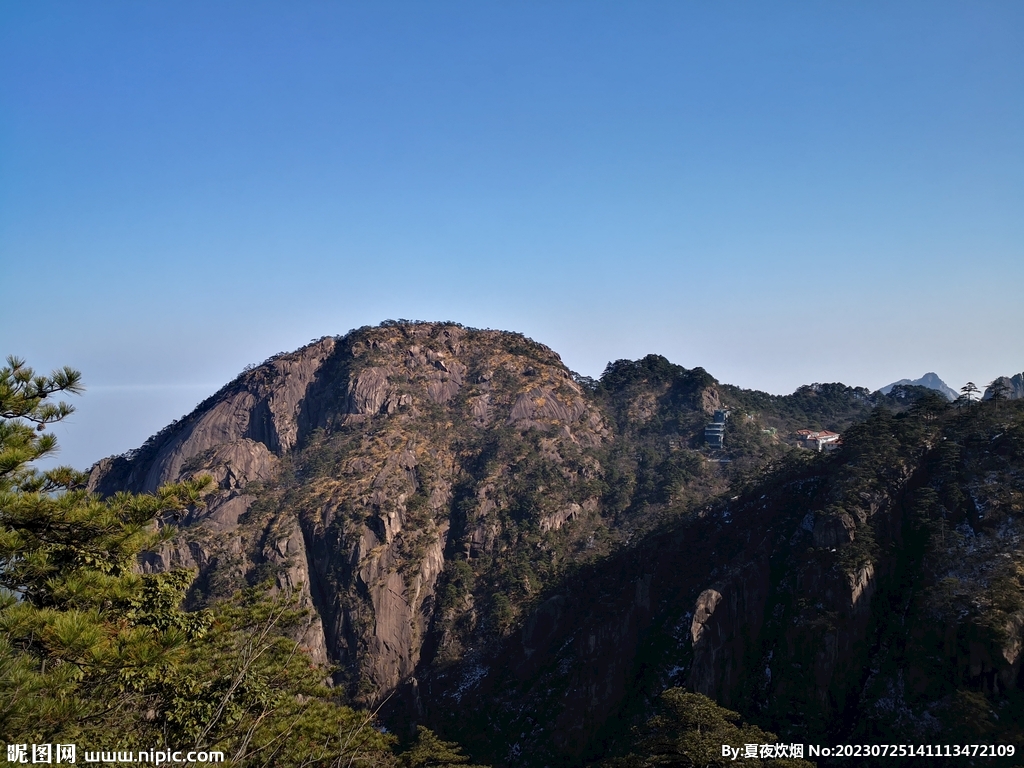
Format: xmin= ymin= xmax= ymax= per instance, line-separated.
xmin=960 ymin=381 xmax=980 ymax=407
xmin=987 ymin=378 xmax=1011 ymax=401
xmin=1 ymin=357 xmax=216 ymax=743
xmin=398 ymin=726 xmax=488 ymax=768
xmin=0 ymin=358 xmax=402 ymax=766
xmin=607 ymin=689 xmax=814 ymax=768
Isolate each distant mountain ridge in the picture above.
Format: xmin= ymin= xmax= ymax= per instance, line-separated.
xmin=879 ymin=371 xmax=957 ymax=401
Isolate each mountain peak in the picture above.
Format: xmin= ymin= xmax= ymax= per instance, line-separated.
xmin=879 ymin=372 xmax=957 ymax=401
xmin=983 ymin=372 xmax=1024 ymax=400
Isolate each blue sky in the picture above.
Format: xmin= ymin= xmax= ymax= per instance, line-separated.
xmin=2 ymin=1 xmax=1022 ymax=469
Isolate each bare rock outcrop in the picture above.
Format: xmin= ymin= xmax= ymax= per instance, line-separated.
xmin=688 ymin=556 xmax=771 ymax=705
xmin=186 ymin=438 xmax=278 ymax=490
xmin=509 ymin=387 xmax=587 ymax=427
xmin=811 ymin=509 xmax=857 ymax=549
xmin=345 ymin=367 xmax=392 ymax=417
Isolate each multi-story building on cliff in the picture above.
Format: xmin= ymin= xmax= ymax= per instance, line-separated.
xmin=705 ymin=409 xmax=729 ymax=448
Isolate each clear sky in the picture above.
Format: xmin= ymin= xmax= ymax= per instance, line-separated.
xmin=2 ymin=1 xmax=1022 ymax=470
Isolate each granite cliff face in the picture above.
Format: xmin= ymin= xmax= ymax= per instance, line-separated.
xmin=90 ymin=323 xmax=1024 ymax=766
xmin=984 ymin=372 xmax=1024 ymax=400
xmin=91 ymin=324 xmax=625 ymax=700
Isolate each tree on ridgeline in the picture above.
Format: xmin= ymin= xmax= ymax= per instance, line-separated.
xmin=960 ymin=381 xmax=980 ymax=408
xmin=987 ymin=378 xmax=1010 ymax=402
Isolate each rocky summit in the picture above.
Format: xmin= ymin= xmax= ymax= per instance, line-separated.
xmin=879 ymin=372 xmax=958 ymax=402
xmin=89 ymin=322 xmax=1024 ymax=767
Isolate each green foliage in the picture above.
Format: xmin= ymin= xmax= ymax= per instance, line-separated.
xmin=721 ymin=381 xmax=876 ymax=435
xmin=933 ymin=691 xmax=998 ymax=740
xmin=0 ymin=357 xmax=410 ymax=766
xmin=608 ymin=689 xmax=813 ymax=768
xmin=0 ymin=361 xmax=222 ymax=746
xmin=0 ymin=357 xmax=82 ymax=482
xmin=987 ymin=378 xmax=1011 ymax=401
xmin=437 ymin=560 xmax=474 ymax=613
xmin=399 ymin=726 xmax=487 ymax=768
xmin=960 ymin=381 xmax=981 ymax=406
xmin=489 ymin=593 xmax=514 ymax=634
xmin=0 ymin=498 xmax=214 ymax=744
xmin=599 ymin=356 xmax=713 ymax=394
xmin=156 ymin=586 xmax=397 ymax=767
